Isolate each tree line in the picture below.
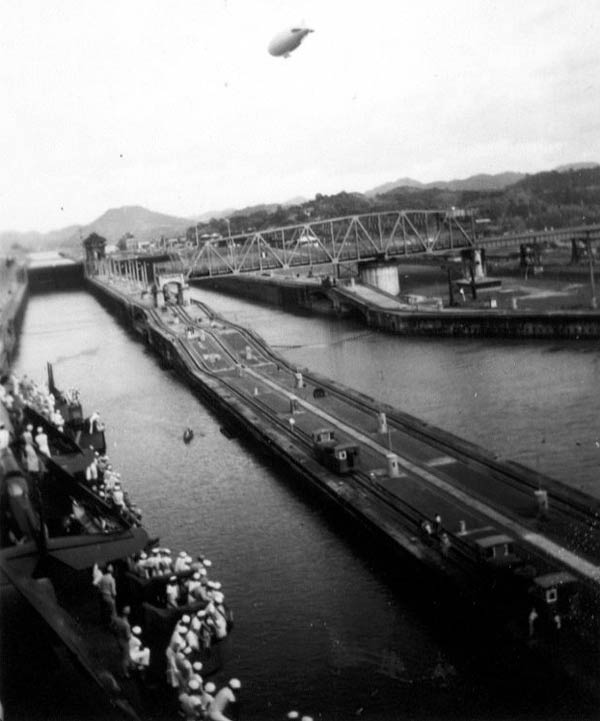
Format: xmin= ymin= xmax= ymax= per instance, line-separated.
xmin=187 ymin=167 xmax=600 ymax=241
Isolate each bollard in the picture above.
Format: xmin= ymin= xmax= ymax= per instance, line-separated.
xmin=534 ymin=489 xmax=549 ymax=518
xmin=377 ymin=411 xmax=388 ymax=434
xmin=288 ymin=417 xmax=296 ymax=433
xmin=440 ymin=532 xmax=451 ymax=556
xmin=294 ymin=371 xmax=304 ymax=389
xmin=253 ymin=387 xmax=259 ymax=396
xmin=386 ymin=453 xmax=401 ymax=478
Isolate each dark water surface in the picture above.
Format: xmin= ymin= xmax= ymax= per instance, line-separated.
xmin=5 ymin=289 xmax=600 ymax=721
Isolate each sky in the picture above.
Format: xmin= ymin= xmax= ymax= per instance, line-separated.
xmin=1 ymin=0 xmax=599 ymax=232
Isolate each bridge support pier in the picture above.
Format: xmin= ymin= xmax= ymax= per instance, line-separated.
xmin=457 ymin=248 xmax=501 ymax=297
xmin=359 ymin=261 xmax=400 ymax=296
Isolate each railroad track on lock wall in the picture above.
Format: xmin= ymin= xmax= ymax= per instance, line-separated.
xmin=166 ymin=322 xmax=482 ymax=580
xmin=180 ymin=300 xmax=600 ymax=555
xmin=167 ymin=317 xmax=571 ymax=594
xmin=147 ymin=301 xmax=600 ymax=591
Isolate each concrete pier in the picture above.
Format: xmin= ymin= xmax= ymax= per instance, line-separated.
xmin=359 ymin=261 xmax=400 ymax=295
xmin=192 ymin=272 xmax=600 ymax=339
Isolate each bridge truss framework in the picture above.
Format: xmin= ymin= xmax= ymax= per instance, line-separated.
xmin=167 ymin=210 xmax=477 ymax=279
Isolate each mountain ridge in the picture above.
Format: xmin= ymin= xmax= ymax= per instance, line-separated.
xmin=2 ymin=162 xmax=597 ymax=254
xmin=364 ymin=171 xmax=527 ymax=197
xmin=1 ymin=205 xmax=193 ymax=254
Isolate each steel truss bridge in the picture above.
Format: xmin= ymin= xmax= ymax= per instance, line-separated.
xmin=154 ymin=210 xmax=600 ymax=280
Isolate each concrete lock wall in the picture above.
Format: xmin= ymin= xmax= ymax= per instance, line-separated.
xmin=359 ymin=263 xmax=400 ymax=295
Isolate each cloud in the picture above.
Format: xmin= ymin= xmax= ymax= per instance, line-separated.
xmin=2 ymin=0 xmax=599 ymax=231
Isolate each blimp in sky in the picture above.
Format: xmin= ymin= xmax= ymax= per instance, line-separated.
xmin=268 ymin=26 xmax=314 ymax=58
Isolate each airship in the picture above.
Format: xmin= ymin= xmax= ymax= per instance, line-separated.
xmin=268 ymin=26 xmax=314 ymax=58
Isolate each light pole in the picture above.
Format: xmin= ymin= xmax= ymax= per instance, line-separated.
xmin=586 ymin=233 xmax=597 ymax=309
xmin=225 ymin=218 xmax=233 ymax=268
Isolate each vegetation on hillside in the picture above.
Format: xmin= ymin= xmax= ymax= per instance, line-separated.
xmin=187 ymin=167 xmax=600 ymax=240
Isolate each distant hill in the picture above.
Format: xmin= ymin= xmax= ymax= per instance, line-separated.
xmin=435 ymin=172 xmax=526 ymax=192
xmin=282 ymin=195 xmax=309 ymax=207
xmin=0 ymin=225 xmax=81 ymax=254
xmin=192 ymin=165 xmax=600 ymax=240
xmin=554 ymin=162 xmax=599 ymax=172
xmin=191 ymin=208 xmax=236 ymax=223
xmin=0 ymin=205 xmax=192 ymax=255
xmin=365 ymin=172 xmax=525 ymax=197
xmin=365 ymin=177 xmax=423 ymax=196
xmin=83 ymin=206 xmax=191 ymax=244
xmin=3 ymin=161 xmax=598 ymax=256
xmin=231 ymin=203 xmax=280 ymax=217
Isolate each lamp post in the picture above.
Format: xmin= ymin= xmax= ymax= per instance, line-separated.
xmin=586 ymin=233 xmax=597 ymax=309
xmin=225 ymin=218 xmax=234 ymax=268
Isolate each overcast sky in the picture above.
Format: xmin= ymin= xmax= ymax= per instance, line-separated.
xmin=2 ymin=0 xmax=599 ymax=232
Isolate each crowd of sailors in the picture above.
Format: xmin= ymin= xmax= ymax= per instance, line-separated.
xmin=1 ymin=371 xmax=144 ymax=535
xmin=82 ymin=450 xmax=143 ymax=527
xmin=1 ymin=372 xmax=83 ymax=474
xmin=2 ymin=374 xmax=247 ymax=719
xmin=93 ymin=545 xmax=239 ymax=720
xmin=1 ymin=375 xmax=56 ymax=466
xmin=0 ymin=372 xmax=79 ymax=433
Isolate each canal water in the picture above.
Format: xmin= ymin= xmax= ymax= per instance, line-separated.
xmin=7 ymin=288 xmax=600 ymax=721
